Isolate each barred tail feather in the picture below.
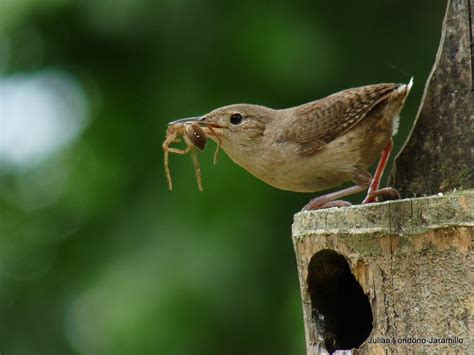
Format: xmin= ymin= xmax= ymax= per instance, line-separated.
xmin=391 ymin=77 xmax=413 ymax=136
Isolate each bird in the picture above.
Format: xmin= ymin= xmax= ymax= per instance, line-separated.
xmin=170 ymin=78 xmax=413 ymax=210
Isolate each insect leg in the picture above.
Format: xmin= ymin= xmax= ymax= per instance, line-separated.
xmin=183 ymin=135 xmax=203 ymax=191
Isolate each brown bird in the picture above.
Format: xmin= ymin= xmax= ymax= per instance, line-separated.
xmin=170 ymin=79 xmax=412 ymax=209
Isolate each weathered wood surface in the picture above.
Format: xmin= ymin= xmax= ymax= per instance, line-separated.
xmin=292 ymin=190 xmax=473 ymax=354
xmin=389 ymin=0 xmax=474 ymax=196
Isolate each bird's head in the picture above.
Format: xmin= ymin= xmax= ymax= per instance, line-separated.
xmin=169 ymin=103 xmax=276 ymax=155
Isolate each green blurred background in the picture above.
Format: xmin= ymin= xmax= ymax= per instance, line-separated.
xmin=0 ymin=1 xmax=446 ymax=354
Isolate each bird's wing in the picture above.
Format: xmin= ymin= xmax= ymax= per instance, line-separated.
xmin=278 ymin=84 xmax=401 ymax=155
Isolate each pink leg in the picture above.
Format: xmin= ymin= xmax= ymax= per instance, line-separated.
xmin=303 ymin=184 xmax=368 ymax=211
xmin=362 ymin=139 xmax=399 ymax=204
xmin=303 ymin=139 xmax=400 ymax=211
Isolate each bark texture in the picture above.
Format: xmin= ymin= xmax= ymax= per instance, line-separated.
xmin=292 ymin=190 xmax=473 ymax=354
xmin=389 ymin=0 xmax=474 ymax=196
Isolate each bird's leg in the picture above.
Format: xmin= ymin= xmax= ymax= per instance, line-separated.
xmin=303 ymin=165 xmax=371 ymax=211
xmin=302 ymin=184 xmax=368 ymax=210
xmin=303 ymin=140 xmax=400 ymax=210
xmin=362 ymin=139 xmax=400 ymax=203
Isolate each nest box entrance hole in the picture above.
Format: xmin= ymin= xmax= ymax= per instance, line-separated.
xmin=307 ymin=249 xmax=373 ymax=353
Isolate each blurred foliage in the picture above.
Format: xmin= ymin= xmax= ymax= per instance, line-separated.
xmin=0 ymin=1 xmax=446 ymax=354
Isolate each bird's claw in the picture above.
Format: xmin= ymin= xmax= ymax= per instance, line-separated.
xmin=363 ymin=187 xmax=400 ymax=204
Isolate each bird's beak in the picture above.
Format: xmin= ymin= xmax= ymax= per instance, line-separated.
xmin=168 ymin=116 xmax=205 ymax=126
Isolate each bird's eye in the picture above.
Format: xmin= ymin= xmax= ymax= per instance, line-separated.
xmin=230 ymin=113 xmax=243 ymax=125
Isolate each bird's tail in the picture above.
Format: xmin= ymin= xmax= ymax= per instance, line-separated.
xmin=390 ymin=77 xmax=413 ymax=135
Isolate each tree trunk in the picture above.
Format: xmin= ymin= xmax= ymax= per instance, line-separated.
xmin=389 ymin=0 xmax=474 ymax=196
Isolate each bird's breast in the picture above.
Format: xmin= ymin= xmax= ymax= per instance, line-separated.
xmin=219 ymin=138 xmax=352 ymax=192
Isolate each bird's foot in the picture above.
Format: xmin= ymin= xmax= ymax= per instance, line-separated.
xmin=302 ymin=198 xmax=352 ymax=211
xmin=363 ymin=187 xmax=400 ymax=204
